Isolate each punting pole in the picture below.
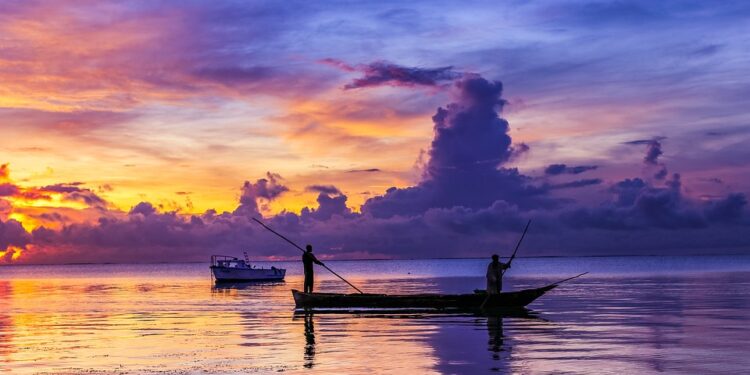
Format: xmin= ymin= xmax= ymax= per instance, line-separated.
xmin=551 ymin=272 xmax=589 ymax=285
xmin=252 ymin=217 xmax=364 ymax=294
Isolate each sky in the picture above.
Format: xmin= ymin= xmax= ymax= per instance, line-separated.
xmin=1 ymin=0 xmax=749 ymax=264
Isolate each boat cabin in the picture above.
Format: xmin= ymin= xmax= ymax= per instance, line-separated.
xmin=211 ymin=255 xmax=253 ymax=269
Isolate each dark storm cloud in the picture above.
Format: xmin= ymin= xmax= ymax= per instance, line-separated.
xmin=544 ymin=164 xmax=599 ymax=176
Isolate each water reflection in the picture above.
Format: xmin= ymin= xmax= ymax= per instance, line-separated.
xmin=302 ymin=312 xmax=316 ymax=368
xmin=1 ymin=259 xmax=749 ymax=374
xmin=211 ymin=280 xmax=286 ymax=291
xmin=487 ymin=315 xmax=504 ymax=358
xmin=0 ymin=281 xmax=13 ymax=370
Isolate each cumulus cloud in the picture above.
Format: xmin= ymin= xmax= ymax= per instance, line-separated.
xmin=363 ymin=75 xmax=553 ymax=219
xmin=234 ymin=172 xmax=289 ymax=216
xmin=0 ymin=219 xmax=30 ymax=252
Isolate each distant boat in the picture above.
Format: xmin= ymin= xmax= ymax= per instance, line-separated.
xmin=291 ymin=284 xmax=556 ymax=310
xmin=210 ymin=254 xmax=286 ymax=282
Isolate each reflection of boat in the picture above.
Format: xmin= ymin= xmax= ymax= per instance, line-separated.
xmin=210 ymin=254 xmax=286 ymax=282
xmin=292 ymin=283 xmax=557 ymax=310
xmin=292 ymin=307 xmax=542 ymax=319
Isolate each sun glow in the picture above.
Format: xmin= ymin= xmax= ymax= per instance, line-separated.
xmin=0 ymin=246 xmax=24 ymax=262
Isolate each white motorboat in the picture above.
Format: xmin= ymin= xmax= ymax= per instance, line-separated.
xmin=210 ymin=254 xmax=286 ymax=282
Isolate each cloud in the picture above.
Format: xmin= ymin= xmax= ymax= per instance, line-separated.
xmin=624 ymin=137 xmax=666 ymax=166
xmin=548 ymin=178 xmax=603 ymax=190
xmin=130 ymin=202 xmax=157 ymax=216
xmin=544 ymin=164 xmax=599 ymax=176
xmin=331 ymin=60 xmax=462 ymax=89
xmin=0 ymin=184 xmax=19 ymax=197
xmin=2 ymin=65 xmax=749 ymax=263
xmin=0 ymin=218 xmax=30 ymax=251
xmin=38 ymin=183 xmax=108 ymax=208
xmin=346 ymin=168 xmax=381 ymax=173
xmin=301 ymin=192 xmax=354 ymax=222
xmin=306 ymin=185 xmax=342 ymax=195
xmin=362 ymin=75 xmax=554 ymax=219
xmin=235 ymin=172 xmax=289 ymax=216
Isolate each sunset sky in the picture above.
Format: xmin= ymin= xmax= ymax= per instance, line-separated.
xmin=1 ymin=0 xmax=749 ymax=263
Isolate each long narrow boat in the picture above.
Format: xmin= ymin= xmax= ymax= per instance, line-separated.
xmin=292 ymin=273 xmax=587 ymax=310
xmin=292 ymin=284 xmax=556 ymax=310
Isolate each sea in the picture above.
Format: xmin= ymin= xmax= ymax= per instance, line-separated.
xmin=1 ymin=255 xmax=749 ymax=374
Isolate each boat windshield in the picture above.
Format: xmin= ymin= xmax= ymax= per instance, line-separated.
xmin=218 ymin=260 xmax=248 ymax=268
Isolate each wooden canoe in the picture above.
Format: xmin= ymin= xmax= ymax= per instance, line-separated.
xmin=292 ymin=283 xmax=557 ymax=310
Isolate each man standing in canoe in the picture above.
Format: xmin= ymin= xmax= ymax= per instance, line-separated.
xmin=486 ymin=254 xmax=510 ymax=294
xmin=303 ymin=244 xmax=325 ymax=293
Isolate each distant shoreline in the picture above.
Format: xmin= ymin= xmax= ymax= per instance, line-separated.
xmin=2 ymin=252 xmax=750 ymax=267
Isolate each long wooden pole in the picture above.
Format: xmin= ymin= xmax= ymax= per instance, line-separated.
xmin=251 ymin=218 xmax=364 ymax=294
xmin=502 ymin=219 xmax=531 ymax=277
xmin=551 ymin=272 xmax=588 ymax=285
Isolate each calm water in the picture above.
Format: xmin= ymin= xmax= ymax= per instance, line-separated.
xmin=1 ymin=256 xmax=750 ymax=374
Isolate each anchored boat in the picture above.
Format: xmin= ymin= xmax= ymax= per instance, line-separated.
xmin=210 ymin=254 xmax=286 ymax=282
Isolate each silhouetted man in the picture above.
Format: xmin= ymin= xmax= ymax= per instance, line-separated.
xmin=486 ymin=254 xmax=510 ymax=294
xmin=303 ymin=244 xmax=324 ymax=293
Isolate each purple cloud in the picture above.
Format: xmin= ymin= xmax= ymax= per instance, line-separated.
xmin=548 ymin=178 xmax=603 ymax=190
xmin=4 ymin=67 xmax=750 ymax=263
xmin=545 ymin=164 xmax=599 ymax=176
xmin=333 ymin=60 xmax=461 ymax=89
xmin=0 ymin=218 xmax=30 ymax=261
xmin=306 ymin=185 xmax=342 ymax=195
xmin=624 ymin=137 xmax=666 ymax=166
xmin=39 ymin=183 xmax=107 ymax=208
xmin=234 ymin=172 xmax=289 ymax=216
xmin=0 ymin=183 xmax=19 ymax=197
xmin=363 ymin=75 xmax=553 ymax=219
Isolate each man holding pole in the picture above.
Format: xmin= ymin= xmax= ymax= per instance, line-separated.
xmin=303 ymin=244 xmax=324 ymax=293
xmin=485 ymin=220 xmax=531 ymax=297
xmin=486 ymin=254 xmax=510 ymax=294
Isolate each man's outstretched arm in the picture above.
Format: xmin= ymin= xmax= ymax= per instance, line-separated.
xmin=313 ymin=254 xmax=324 ymax=266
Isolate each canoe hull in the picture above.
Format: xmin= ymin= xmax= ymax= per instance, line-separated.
xmin=292 ymin=284 xmax=557 ymax=310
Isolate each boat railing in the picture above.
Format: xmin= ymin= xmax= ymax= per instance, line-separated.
xmin=211 ymin=255 xmax=244 ymax=268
